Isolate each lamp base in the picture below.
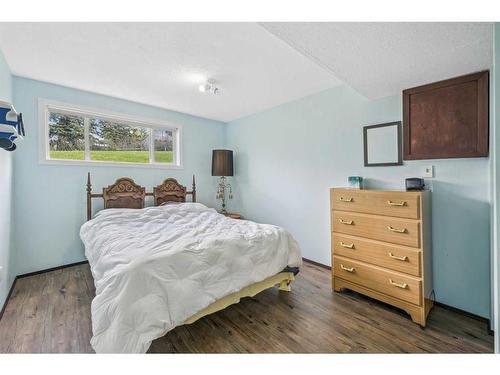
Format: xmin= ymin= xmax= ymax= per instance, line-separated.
xmin=216 ymin=176 xmax=232 ymax=214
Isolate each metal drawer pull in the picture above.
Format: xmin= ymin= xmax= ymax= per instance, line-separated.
xmin=387 ymin=200 xmax=406 ymax=206
xmin=389 ymin=279 xmax=408 ymax=289
xmin=340 ymin=242 xmax=354 ymax=249
xmin=340 ymin=264 xmax=355 ymax=273
xmin=339 ymin=197 xmax=353 ymax=202
xmin=339 ymin=219 xmax=353 ymax=225
xmin=388 ymin=252 xmax=408 ymax=261
xmin=387 ymin=226 xmax=406 ymax=233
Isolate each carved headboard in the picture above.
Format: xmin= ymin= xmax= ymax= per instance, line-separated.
xmin=154 ymin=178 xmax=193 ymax=206
xmin=103 ymin=178 xmax=146 ymax=209
xmin=86 ymin=173 xmax=196 ymax=220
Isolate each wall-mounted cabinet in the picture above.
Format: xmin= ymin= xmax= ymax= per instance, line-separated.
xmin=403 ymin=71 xmax=489 ymax=160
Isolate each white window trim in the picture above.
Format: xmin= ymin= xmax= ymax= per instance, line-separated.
xmin=38 ymin=98 xmax=183 ymax=169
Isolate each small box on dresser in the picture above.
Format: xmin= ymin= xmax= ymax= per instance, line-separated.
xmin=331 ymin=188 xmax=433 ymax=327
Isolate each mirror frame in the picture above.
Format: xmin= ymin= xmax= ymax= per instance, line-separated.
xmin=363 ymin=121 xmax=403 ymax=167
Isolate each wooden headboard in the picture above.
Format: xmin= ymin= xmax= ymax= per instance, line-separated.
xmin=103 ymin=177 xmax=146 ymax=210
xmin=86 ymin=173 xmax=196 ymax=220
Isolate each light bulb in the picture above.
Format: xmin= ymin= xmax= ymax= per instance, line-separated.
xmin=199 ymin=84 xmax=207 ymax=92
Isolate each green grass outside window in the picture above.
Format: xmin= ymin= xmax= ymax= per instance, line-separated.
xmin=49 ymin=150 xmax=173 ymax=164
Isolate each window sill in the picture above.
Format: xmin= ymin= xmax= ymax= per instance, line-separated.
xmin=39 ymin=158 xmax=184 ymax=170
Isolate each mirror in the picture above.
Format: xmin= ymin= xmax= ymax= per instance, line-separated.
xmin=363 ymin=121 xmax=402 ymax=167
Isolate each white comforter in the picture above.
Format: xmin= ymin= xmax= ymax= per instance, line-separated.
xmin=80 ymin=203 xmax=302 ymax=353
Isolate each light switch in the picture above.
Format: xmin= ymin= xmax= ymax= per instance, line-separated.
xmin=421 ymin=165 xmax=434 ymax=178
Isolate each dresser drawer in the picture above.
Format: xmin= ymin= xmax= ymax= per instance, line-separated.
xmin=332 ymin=211 xmax=420 ymax=248
xmin=333 ymin=255 xmax=422 ymax=305
xmin=332 ymin=234 xmax=421 ymax=276
xmin=331 ymin=189 xmax=420 ymax=219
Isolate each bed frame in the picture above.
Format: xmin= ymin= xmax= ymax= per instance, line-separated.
xmin=84 ymin=173 xmax=295 ymax=328
xmin=86 ymin=172 xmax=196 ymax=220
xmin=182 ymin=272 xmax=295 ymax=326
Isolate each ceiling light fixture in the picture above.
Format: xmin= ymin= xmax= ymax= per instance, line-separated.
xmin=199 ymin=79 xmax=220 ymax=95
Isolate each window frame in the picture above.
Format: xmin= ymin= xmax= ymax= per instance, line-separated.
xmin=38 ymin=98 xmax=183 ymax=169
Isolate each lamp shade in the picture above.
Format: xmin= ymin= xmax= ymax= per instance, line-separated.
xmin=212 ymin=149 xmax=234 ymax=176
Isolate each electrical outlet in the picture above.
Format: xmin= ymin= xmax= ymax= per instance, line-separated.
xmin=421 ymin=165 xmax=434 ymax=178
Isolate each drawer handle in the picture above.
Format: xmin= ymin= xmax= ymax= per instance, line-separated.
xmin=340 ymin=264 xmax=355 ymax=273
xmin=388 ymin=252 xmax=408 ymax=261
xmin=387 ymin=200 xmax=406 ymax=206
xmin=389 ymin=279 xmax=408 ymax=289
xmin=340 ymin=241 xmax=354 ymax=249
xmin=387 ymin=226 xmax=406 ymax=233
xmin=339 ymin=219 xmax=353 ymax=225
xmin=339 ymin=197 xmax=353 ymax=202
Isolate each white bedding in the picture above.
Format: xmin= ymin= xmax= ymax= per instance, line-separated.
xmin=80 ymin=202 xmax=302 ymax=353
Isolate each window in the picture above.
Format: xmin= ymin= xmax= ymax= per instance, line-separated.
xmin=48 ymin=112 xmax=85 ymax=160
xmin=39 ymin=99 xmax=181 ymax=168
xmin=88 ymin=118 xmax=150 ymax=164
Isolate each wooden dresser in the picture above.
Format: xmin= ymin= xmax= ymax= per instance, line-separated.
xmin=331 ymin=188 xmax=432 ymax=326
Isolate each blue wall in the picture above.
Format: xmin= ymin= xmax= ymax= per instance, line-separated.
xmin=226 ymin=85 xmax=492 ymax=318
xmin=0 ymin=50 xmax=13 ymax=309
xmin=5 ymin=64 xmax=493 ymax=319
xmin=11 ymin=77 xmax=226 ymax=276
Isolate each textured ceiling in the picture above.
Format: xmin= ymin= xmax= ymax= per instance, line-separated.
xmin=0 ymin=23 xmax=341 ymax=122
xmin=261 ymin=22 xmax=493 ymax=99
xmin=0 ymin=23 xmax=493 ymax=122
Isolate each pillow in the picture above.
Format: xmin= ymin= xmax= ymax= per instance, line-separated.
xmin=159 ymin=201 xmax=184 ymax=206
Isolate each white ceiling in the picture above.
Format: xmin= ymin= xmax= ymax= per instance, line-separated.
xmin=261 ymin=22 xmax=493 ymax=100
xmin=0 ymin=23 xmax=341 ymax=122
xmin=0 ymin=23 xmax=494 ymax=122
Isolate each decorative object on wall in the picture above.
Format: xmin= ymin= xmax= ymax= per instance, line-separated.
xmin=212 ymin=149 xmax=233 ymax=214
xmin=363 ymin=121 xmax=402 ymax=167
xmin=403 ymin=71 xmax=489 ymax=160
xmin=0 ymin=100 xmax=25 ymax=151
xmin=348 ymin=176 xmax=363 ymax=189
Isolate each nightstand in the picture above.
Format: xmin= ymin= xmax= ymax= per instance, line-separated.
xmin=224 ymin=212 xmax=242 ymax=220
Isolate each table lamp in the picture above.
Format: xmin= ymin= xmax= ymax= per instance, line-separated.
xmin=212 ymin=149 xmax=233 ymax=213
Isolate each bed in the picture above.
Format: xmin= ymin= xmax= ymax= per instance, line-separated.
xmin=80 ymin=173 xmax=302 ymax=353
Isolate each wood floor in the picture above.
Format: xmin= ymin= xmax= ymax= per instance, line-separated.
xmin=0 ymin=261 xmax=493 ymax=353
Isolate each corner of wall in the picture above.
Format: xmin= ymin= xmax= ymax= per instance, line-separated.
xmin=0 ymin=48 xmax=14 ymax=311
xmin=492 ymin=21 xmax=500 ymax=355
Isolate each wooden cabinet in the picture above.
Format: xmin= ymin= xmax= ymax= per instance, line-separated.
xmin=331 ymin=188 xmax=433 ymax=327
xmin=403 ymin=71 xmax=489 ymax=160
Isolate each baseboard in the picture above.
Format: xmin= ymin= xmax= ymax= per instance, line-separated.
xmin=434 ymin=302 xmax=493 ymax=335
xmin=302 ymin=257 xmax=493 ymax=334
xmin=0 ymin=277 xmax=18 ymax=321
xmin=0 ymin=260 xmax=89 ymax=321
xmin=302 ymin=257 xmax=331 ymax=270
xmin=16 ymin=260 xmax=89 ymax=279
